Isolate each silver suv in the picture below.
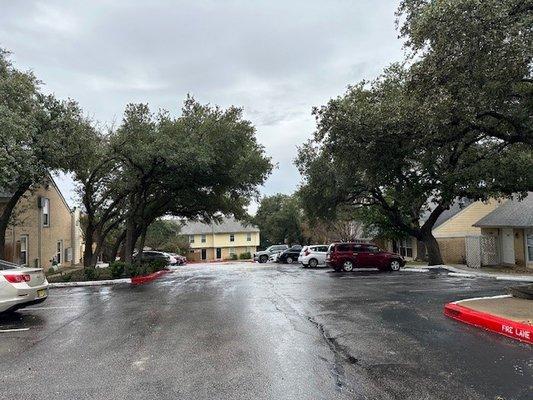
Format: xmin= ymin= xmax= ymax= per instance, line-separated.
xmin=253 ymin=245 xmax=289 ymax=263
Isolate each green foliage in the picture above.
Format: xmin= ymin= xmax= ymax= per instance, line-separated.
xmin=83 ymin=268 xmax=100 ymax=281
xmin=144 ymin=219 xmax=189 ymax=253
xmin=74 ymin=96 xmax=273 ymax=266
xmin=297 ymin=1 xmax=533 ymax=265
xmin=253 ymin=194 xmax=307 ymax=248
xmin=109 ymin=261 xmax=126 ymax=279
xmin=239 ymin=252 xmax=251 ymax=260
xmin=0 ymin=49 xmax=97 ymax=259
xmin=230 ymin=253 xmax=238 ymax=260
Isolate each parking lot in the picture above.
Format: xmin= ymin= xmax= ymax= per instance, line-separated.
xmin=1 ymin=262 xmax=531 ymax=400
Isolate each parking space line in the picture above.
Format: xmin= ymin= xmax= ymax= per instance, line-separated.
xmin=22 ymin=306 xmax=84 ymax=310
xmin=0 ymin=328 xmax=30 ymax=333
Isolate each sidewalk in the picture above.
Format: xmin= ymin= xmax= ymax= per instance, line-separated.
xmin=404 ymin=263 xmax=533 ymax=282
xmin=445 ymin=295 xmax=532 ymax=344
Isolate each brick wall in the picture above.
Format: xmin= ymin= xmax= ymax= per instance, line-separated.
xmin=437 ymin=237 xmax=466 ymax=264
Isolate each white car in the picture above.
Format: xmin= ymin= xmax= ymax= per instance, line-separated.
xmin=268 ymin=252 xmax=280 ymax=263
xmin=298 ymin=245 xmax=329 ymax=268
xmin=0 ymin=260 xmax=49 ymax=313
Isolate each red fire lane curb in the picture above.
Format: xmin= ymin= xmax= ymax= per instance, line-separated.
xmin=131 ymin=270 xmax=170 ymax=285
xmin=444 ymin=303 xmax=532 ymax=344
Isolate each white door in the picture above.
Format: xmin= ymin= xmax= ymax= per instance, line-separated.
xmin=501 ymin=228 xmax=515 ymax=265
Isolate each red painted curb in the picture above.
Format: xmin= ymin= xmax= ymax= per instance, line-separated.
xmin=444 ymin=303 xmax=532 ymax=344
xmin=130 ymin=270 xmax=170 ymax=285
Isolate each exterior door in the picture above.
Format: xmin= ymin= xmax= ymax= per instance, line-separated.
xmin=201 ymin=249 xmax=207 ymax=260
xmin=501 ymin=228 xmax=515 ymax=265
xmin=56 ymin=240 xmax=63 ymax=264
xmin=216 ymin=248 xmax=222 ymax=259
xmin=19 ymin=235 xmax=28 ymax=266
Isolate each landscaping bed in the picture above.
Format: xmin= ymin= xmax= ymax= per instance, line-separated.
xmin=47 ymin=260 xmax=168 ymax=284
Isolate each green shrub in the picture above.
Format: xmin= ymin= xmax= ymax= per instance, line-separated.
xmin=83 ymin=268 xmax=99 ymax=281
xmin=230 ymin=253 xmax=238 ymax=260
xmin=124 ymin=263 xmax=141 ymax=277
xmin=148 ymin=259 xmax=168 ymax=272
xmin=61 ymin=273 xmax=72 ymax=282
xmin=109 ymin=261 xmax=126 ymax=278
xmin=239 ymin=252 xmax=252 ymax=260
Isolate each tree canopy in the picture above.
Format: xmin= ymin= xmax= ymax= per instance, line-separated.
xmin=73 ymin=98 xmax=272 ymax=266
xmin=297 ymin=0 xmax=533 ymax=265
xmin=0 ymin=49 xmax=94 ymax=260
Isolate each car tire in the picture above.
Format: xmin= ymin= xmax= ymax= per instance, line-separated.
xmin=389 ymin=260 xmax=401 ymax=271
xmin=286 ymin=257 xmax=293 ymax=264
xmin=342 ymin=261 xmax=354 ymax=272
xmin=259 ymin=255 xmax=268 ymax=264
xmin=309 ymin=258 xmax=318 ymax=268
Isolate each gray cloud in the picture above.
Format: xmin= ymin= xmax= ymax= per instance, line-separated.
xmin=0 ymin=0 xmax=403 ymax=208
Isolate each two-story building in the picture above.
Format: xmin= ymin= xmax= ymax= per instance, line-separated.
xmin=1 ymin=176 xmax=84 ymax=270
xmin=180 ymin=217 xmax=260 ymax=261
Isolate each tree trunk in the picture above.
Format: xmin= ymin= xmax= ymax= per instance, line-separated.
xmin=136 ymin=227 xmax=148 ymax=266
xmin=420 ymin=231 xmax=443 ymax=266
xmin=0 ymin=183 xmax=31 ymax=261
xmin=110 ymin=230 xmax=126 ymax=262
xmin=123 ymin=215 xmax=136 ymax=264
xmin=83 ymin=224 xmax=96 ymax=267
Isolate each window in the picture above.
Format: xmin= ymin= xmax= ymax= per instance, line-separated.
xmin=353 ymin=244 xmax=364 ymax=252
xmin=20 ymin=235 xmax=28 ymax=265
xmin=201 ymin=234 xmax=206 ymax=243
xmin=188 ymin=235 xmax=195 ymax=244
xmin=246 ymin=232 xmax=252 ymax=241
xmin=395 ymin=238 xmax=413 ymax=258
xmin=527 ymin=232 xmax=533 ymax=262
xmin=367 ymin=245 xmax=379 ymax=253
xmin=42 ymin=198 xmax=50 ymax=227
xmin=230 ymin=234 xmax=235 ymax=242
xmin=229 ymin=247 xmax=236 ymax=255
xmin=336 ymin=244 xmax=352 ymax=252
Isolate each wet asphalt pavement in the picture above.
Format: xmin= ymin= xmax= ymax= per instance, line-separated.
xmin=0 ymin=263 xmax=531 ymax=400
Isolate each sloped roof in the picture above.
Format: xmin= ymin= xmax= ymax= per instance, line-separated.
xmin=420 ymin=198 xmax=474 ymax=228
xmin=474 ymin=192 xmax=533 ymax=228
xmin=180 ymin=217 xmax=259 ymax=235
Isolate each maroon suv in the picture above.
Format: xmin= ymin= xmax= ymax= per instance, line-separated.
xmin=326 ymin=243 xmax=404 ymax=272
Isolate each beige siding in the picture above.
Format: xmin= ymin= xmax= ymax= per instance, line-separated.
xmin=3 ymin=179 xmax=81 ymax=270
xmin=514 ymin=229 xmax=526 ymax=267
xmin=433 ymin=199 xmax=502 ymax=238
xmin=436 ymin=237 xmax=466 ymax=264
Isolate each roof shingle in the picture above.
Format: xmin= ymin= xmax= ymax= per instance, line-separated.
xmin=474 ymin=192 xmax=533 ymax=228
xmin=180 ymin=217 xmax=259 ymax=235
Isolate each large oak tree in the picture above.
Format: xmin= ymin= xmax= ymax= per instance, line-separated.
xmin=297 ymin=0 xmax=532 ymax=265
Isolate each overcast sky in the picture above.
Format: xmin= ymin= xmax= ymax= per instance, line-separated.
xmin=0 ymin=0 xmax=403 ymax=212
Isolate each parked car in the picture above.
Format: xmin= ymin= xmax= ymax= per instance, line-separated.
xmin=326 ymin=243 xmax=404 ymax=272
xmin=135 ymin=251 xmax=171 ymax=265
xmin=168 ymin=253 xmax=187 ymax=265
xmin=268 ymin=252 xmax=280 ymax=263
xmin=0 ymin=260 xmax=49 ymax=314
xmin=278 ymin=245 xmax=303 ymax=264
xmin=298 ymin=245 xmax=329 ymax=268
xmin=254 ymin=245 xmax=289 ymax=263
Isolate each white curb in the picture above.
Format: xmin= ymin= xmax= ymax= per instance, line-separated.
xmin=405 ymin=264 xmax=533 ymax=282
xmin=403 ymin=268 xmax=430 ymax=273
xmin=49 ymin=278 xmax=131 ymax=288
xmin=448 ymin=272 xmax=476 ymax=278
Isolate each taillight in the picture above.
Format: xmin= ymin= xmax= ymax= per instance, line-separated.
xmin=304 ymin=250 xmax=310 ymax=256
xmin=4 ymin=274 xmax=31 ymax=283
